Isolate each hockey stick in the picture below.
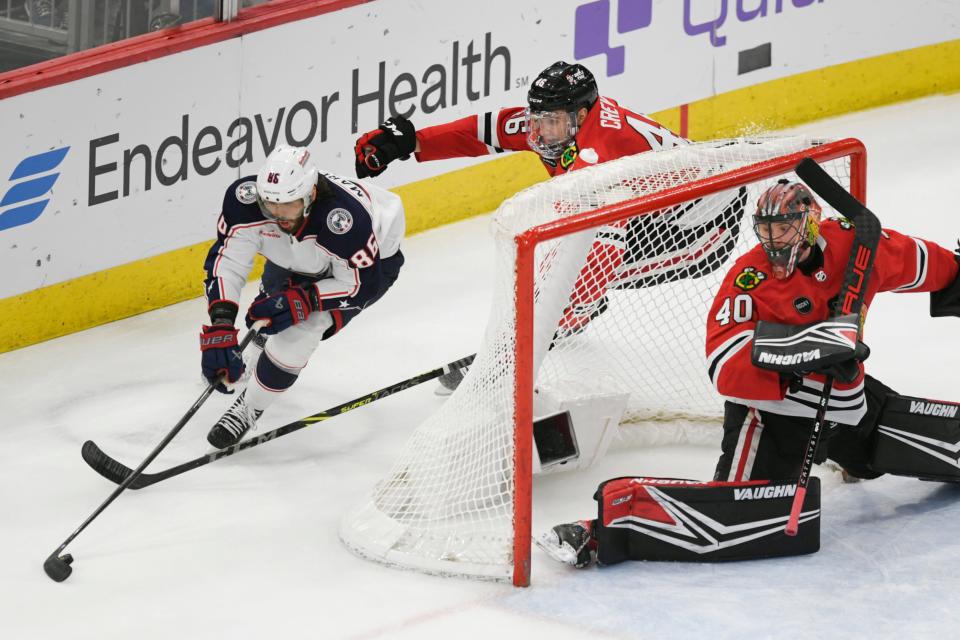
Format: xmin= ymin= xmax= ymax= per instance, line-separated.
xmin=80 ymin=354 xmax=476 ymax=490
xmin=784 ymin=158 xmax=882 ymax=536
xmin=43 ymin=324 xmax=265 ymax=582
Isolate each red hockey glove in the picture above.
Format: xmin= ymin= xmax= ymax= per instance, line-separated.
xmin=354 ymin=116 xmax=417 ymax=178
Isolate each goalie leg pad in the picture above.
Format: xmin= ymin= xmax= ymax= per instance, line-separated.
xmin=820 ymin=374 xmax=894 ymax=480
xmin=870 ymin=392 xmax=960 ymax=482
xmin=593 ymin=476 xmax=820 ymax=565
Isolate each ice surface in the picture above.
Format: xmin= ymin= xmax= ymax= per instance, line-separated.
xmin=2 ymin=93 xmax=959 ymax=639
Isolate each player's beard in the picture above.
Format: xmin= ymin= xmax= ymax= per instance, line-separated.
xmin=276 ymin=214 xmax=305 ymax=235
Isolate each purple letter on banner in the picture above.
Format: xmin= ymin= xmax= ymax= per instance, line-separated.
xmin=574 ymin=0 xmax=626 ymax=76
xmin=617 ymin=0 xmax=653 ymax=32
xmin=684 ymin=0 xmax=728 ymax=47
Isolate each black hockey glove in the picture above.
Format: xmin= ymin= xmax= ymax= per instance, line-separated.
xmin=200 ymin=301 xmax=243 ymax=394
xmin=354 ymin=115 xmax=417 ymax=178
xmin=245 ymin=285 xmax=319 ymax=335
xmin=930 ymin=241 xmax=960 ymax=318
xmin=806 ymin=340 xmax=870 ymax=384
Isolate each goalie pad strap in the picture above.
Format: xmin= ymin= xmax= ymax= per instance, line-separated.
xmin=593 ymin=476 xmax=820 ymax=565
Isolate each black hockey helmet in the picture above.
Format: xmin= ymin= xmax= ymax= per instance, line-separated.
xmin=527 ymin=61 xmax=599 ymax=114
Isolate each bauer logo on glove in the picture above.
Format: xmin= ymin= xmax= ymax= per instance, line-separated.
xmin=246 ymin=285 xmax=319 ymax=335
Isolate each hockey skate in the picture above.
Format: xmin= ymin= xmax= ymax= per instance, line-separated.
xmin=207 ymin=391 xmax=262 ymax=449
xmin=534 ymin=521 xmax=595 ymax=568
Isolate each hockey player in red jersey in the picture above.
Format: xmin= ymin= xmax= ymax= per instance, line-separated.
xmin=354 ymin=61 xmax=685 ymax=181
xmin=354 ymin=61 xmax=741 ymax=390
xmin=536 ymin=179 xmax=960 ymax=570
xmin=706 ymin=179 xmax=960 ymax=483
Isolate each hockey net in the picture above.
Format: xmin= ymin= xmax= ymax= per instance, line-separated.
xmin=340 ymin=137 xmax=866 ymax=585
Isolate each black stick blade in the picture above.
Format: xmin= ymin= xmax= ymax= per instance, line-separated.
xmin=81 ymin=441 xmax=147 ymax=489
xmin=795 ymin=157 xmax=867 ymax=218
xmin=43 ymin=553 xmax=73 ymax=582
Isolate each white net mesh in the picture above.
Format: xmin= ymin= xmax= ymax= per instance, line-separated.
xmin=340 ymin=136 xmax=855 ymax=581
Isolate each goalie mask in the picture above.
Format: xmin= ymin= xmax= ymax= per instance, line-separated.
xmin=754 ymin=179 xmax=823 ymax=279
xmin=525 ymin=61 xmax=599 ymax=160
xmin=256 ymin=145 xmax=319 ymax=234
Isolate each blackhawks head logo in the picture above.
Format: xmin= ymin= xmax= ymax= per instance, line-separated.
xmin=560 ymin=143 xmax=579 ymax=170
xmin=734 ymin=266 xmax=767 ymax=291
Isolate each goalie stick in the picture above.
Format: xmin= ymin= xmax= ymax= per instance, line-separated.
xmin=784 ymin=157 xmax=882 ymax=536
xmin=81 ymin=354 xmax=476 ymax=490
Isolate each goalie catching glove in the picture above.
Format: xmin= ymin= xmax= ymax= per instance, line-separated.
xmin=751 ymin=313 xmax=870 ymax=384
xmin=354 ymin=116 xmax=417 ymax=178
xmin=246 ymin=284 xmax=320 ymax=335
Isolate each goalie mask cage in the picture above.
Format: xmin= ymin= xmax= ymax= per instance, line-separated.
xmin=340 ymin=137 xmax=866 ymax=586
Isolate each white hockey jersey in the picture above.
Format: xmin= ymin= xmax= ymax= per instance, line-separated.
xmin=203 ymin=171 xmax=405 ymax=315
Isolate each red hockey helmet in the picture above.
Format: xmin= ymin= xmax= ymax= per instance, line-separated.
xmin=753 ymin=179 xmax=823 ymax=279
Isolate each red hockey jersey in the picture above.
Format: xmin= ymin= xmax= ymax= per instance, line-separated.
xmin=706 ymin=219 xmax=959 ymax=424
xmin=414 ymin=96 xmax=685 ymax=177
xmin=414 ymin=96 xmax=687 ymax=333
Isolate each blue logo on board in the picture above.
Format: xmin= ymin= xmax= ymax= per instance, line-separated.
xmin=0 ymin=146 xmax=70 ymax=232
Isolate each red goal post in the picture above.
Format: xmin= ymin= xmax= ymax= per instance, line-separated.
xmin=510 ymin=137 xmax=866 ymax=585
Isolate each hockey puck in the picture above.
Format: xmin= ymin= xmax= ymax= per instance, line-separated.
xmin=43 ymin=553 xmax=74 ymax=582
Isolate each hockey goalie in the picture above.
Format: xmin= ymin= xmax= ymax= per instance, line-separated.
xmin=538 ymin=179 xmax=960 ymax=569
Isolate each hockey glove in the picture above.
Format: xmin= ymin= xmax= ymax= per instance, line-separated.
xmin=807 ymin=340 xmax=870 ymax=384
xmin=246 ymin=285 xmax=318 ymax=335
xmin=200 ymin=324 xmax=244 ymax=393
xmin=930 ymin=241 xmax=960 ymax=318
xmin=354 ymin=115 xmax=417 ymax=178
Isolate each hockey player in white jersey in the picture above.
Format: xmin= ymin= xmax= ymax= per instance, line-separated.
xmin=200 ymin=145 xmax=406 ymax=449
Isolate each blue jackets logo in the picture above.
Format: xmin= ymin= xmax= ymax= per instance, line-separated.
xmin=0 ymin=147 xmax=69 ymax=232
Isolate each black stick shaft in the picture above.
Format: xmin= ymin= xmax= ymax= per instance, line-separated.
xmin=785 ymin=376 xmax=833 ymax=536
xmin=85 ymin=354 xmax=476 ymax=488
xmin=785 ymin=157 xmax=882 ymax=536
xmin=45 ymin=327 xmax=262 ymax=568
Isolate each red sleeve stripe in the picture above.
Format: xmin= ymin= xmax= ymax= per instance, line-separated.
xmin=312 ymin=244 xmax=361 ymax=299
xmin=894 ymin=237 xmax=929 ymax=291
xmin=212 ymin=220 xmax=270 ymax=278
xmin=616 ymin=227 xmax=725 ymax=280
xmin=707 ymin=329 xmax=754 ymax=388
xmin=479 ymin=112 xmax=504 ymax=154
